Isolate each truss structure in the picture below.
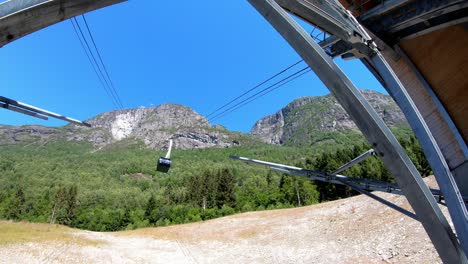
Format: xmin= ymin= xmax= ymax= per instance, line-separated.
xmin=1 ymin=0 xmax=467 ymax=262
xmin=247 ymin=0 xmax=467 ymax=262
xmin=231 ymin=152 xmax=468 ymax=220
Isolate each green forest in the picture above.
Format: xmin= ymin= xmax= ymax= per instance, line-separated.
xmin=0 ymin=129 xmax=430 ymax=231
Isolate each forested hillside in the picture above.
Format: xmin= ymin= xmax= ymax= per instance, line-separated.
xmin=0 ymin=127 xmax=428 ymax=231
xmin=251 ymin=90 xmax=408 ymax=147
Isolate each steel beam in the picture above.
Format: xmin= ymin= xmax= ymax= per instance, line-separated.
xmin=276 ymin=0 xmax=354 ymax=40
xmin=0 ymin=96 xmax=90 ymax=126
xmin=230 ymin=155 xmax=466 ymax=202
xmin=247 ymin=0 xmax=466 ymax=262
xmin=360 ymin=0 xmax=468 ymax=44
xmin=359 ymin=0 xmax=408 ymax=21
xmin=368 ymin=52 xmax=468 ymax=255
xmin=0 ymin=0 xmax=126 ymax=47
xmin=0 ymin=102 xmax=48 ymax=120
xmin=332 ymin=149 xmax=374 ymax=175
xmin=231 ymin=155 xmax=404 ymax=194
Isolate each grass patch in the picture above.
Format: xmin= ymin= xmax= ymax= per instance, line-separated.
xmin=0 ymin=220 xmax=102 ymax=246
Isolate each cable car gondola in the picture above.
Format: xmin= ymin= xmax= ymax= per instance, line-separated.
xmin=157 ymin=139 xmax=173 ymax=173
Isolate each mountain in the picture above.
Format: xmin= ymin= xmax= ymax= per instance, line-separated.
xmin=0 ymin=90 xmax=407 ymax=150
xmin=250 ymin=90 xmax=408 ymax=146
xmin=0 ymin=104 xmax=248 ymax=149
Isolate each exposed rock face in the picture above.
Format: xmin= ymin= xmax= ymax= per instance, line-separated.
xmin=0 ymin=125 xmax=62 ymax=144
xmin=0 ymin=104 xmax=238 ymax=150
xmin=83 ymin=104 xmax=225 ymax=149
xmin=251 ymin=90 xmax=407 ymax=145
xmin=0 ymin=91 xmax=406 ymax=149
xmin=250 ymin=111 xmax=285 ymax=145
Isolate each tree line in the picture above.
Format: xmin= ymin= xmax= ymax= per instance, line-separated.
xmin=0 ymin=133 xmax=429 ymax=231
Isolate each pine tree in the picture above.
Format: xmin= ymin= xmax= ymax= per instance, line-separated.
xmin=7 ymin=188 xmax=25 ymax=220
xmin=145 ymin=194 xmax=157 ymax=223
xmin=216 ymin=168 xmax=236 ymax=208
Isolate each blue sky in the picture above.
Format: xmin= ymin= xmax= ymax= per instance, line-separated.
xmin=1 ymin=0 xmax=385 ymax=132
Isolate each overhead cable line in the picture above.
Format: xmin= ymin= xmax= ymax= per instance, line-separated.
xmin=210 ymin=67 xmax=311 ymax=122
xmin=70 ymin=17 xmax=123 ymax=109
xmin=71 ymin=17 xmax=121 ymax=109
xmin=206 ymin=60 xmax=304 ymax=118
xmin=81 ymin=15 xmax=124 ymax=109
xmin=210 ymin=68 xmax=312 ymax=122
xmin=209 ymin=66 xmax=310 ymax=122
xmin=70 ymin=19 xmax=120 ymax=110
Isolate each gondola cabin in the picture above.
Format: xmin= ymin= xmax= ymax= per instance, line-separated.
xmin=157 ymin=157 xmax=172 ymax=173
xmin=157 ymin=139 xmax=173 ymax=173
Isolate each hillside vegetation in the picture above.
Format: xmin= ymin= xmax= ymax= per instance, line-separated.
xmin=0 ymin=178 xmax=443 ymax=263
xmin=0 ymin=129 xmax=429 ymax=231
xmin=0 ymin=91 xmax=428 ymax=231
xmin=251 ymin=90 xmax=408 ymax=147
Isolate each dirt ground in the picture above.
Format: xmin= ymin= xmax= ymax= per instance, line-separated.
xmin=0 ymin=177 xmax=449 ymax=263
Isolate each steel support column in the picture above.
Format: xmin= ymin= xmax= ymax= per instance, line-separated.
xmin=368 ymin=52 xmax=468 ymax=255
xmin=247 ymin=0 xmax=466 ymax=262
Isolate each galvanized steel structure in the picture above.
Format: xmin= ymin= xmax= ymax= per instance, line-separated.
xmin=1 ymin=0 xmax=466 ymax=262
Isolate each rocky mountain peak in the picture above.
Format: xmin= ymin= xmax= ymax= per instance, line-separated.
xmin=0 ymin=104 xmax=241 ymax=150
xmin=86 ymin=104 xmax=210 ymax=141
xmin=250 ymin=90 xmax=407 ymax=145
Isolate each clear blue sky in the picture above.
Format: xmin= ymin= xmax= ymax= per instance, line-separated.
xmin=1 ymin=0 xmax=386 ymax=132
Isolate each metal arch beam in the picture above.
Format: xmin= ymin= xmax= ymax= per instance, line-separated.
xmin=367 ymin=51 xmax=468 ymax=256
xmin=392 ymin=45 xmax=468 ymax=160
xmin=0 ymin=0 xmax=126 ymax=47
xmin=247 ymin=0 xmax=467 ymax=263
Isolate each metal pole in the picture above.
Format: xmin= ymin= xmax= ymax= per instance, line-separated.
xmin=0 ymin=102 xmax=48 ymax=120
xmin=0 ymin=96 xmax=90 ymax=127
xmin=332 ymin=149 xmax=375 ymax=175
xmin=231 ymin=155 xmax=463 ymax=201
xmin=246 ymin=0 xmax=466 ymax=262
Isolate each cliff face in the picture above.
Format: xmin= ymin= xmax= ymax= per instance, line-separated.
xmin=250 ymin=90 xmax=407 ymax=145
xmin=0 ymin=90 xmax=407 ymax=149
xmin=0 ymin=104 xmax=241 ymax=150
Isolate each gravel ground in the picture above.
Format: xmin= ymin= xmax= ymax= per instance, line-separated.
xmin=0 ymin=177 xmax=448 ymax=263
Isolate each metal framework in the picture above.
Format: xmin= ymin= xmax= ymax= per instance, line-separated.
xmin=1 ymin=0 xmax=467 ymax=262
xmin=232 ymin=153 xmax=449 ymax=222
xmin=231 ymin=154 xmax=468 ymax=203
xmin=0 ymin=96 xmax=91 ymax=127
xmin=0 ymin=0 xmax=125 ymax=47
xmin=248 ymin=0 xmax=467 ymax=262
xmin=0 ymin=0 xmax=125 ymax=125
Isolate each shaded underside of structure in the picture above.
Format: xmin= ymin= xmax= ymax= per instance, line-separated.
xmin=339 ymin=0 xmax=468 ymax=187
